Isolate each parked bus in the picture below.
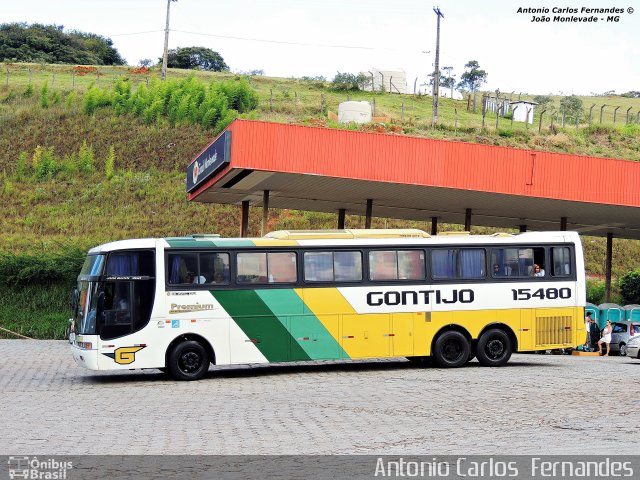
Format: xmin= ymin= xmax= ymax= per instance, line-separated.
xmin=69 ymin=229 xmax=585 ymax=380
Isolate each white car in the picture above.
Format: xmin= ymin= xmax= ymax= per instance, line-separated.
xmin=626 ymin=335 xmax=640 ymax=360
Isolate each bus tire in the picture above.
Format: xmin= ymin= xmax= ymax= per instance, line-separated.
xmin=476 ymin=329 xmax=512 ymax=367
xmin=168 ymin=340 xmax=210 ymax=381
xmin=432 ymin=331 xmax=470 ymax=368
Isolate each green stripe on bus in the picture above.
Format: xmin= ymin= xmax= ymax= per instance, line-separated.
xmin=165 ymin=239 xmax=255 ymax=248
xmin=211 ymin=290 xmax=310 ymax=363
xmin=256 ymin=289 xmax=347 ymax=360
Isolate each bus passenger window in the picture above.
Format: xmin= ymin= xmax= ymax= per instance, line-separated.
xmin=369 ymin=251 xmax=398 ymax=280
xmin=304 ymin=252 xmax=333 ymax=281
xmin=237 ymin=253 xmax=267 ymax=283
xmin=304 ymin=251 xmax=362 ymax=282
xmin=334 ymin=251 xmax=362 ymax=281
xmin=200 ymin=253 xmax=230 ymax=285
xmin=167 ymin=253 xmax=198 ymax=284
xmin=267 ymin=252 xmax=297 ymax=283
xmin=551 ymin=247 xmax=571 ymax=277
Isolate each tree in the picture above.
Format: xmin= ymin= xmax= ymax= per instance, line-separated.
xmin=457 ymin=60 xmax=488 ymax=92
xmin=619 ymin=270 xmax=640 ymax=304
xmin=138 ymin=58 xmax=153 ymax=68
xmin=330 ymin=72 xmax=370 ymax=91
xmin=559 ymin=95 xmax=583 ymax=118
xmin=0 ymin=22 xmax=124 ymax=65
xmin=163 ymin=46 xmax=228 ymax=72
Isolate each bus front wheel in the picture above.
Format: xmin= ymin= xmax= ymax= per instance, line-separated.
xmin=476 ymin=329 xmax=512 ymax=367
xmin=168 ymin=340 xmax=210 ymax=381
xmin=432 ymin=331 xmax=470 ymax=368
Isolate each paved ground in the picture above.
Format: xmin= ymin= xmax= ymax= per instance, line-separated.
xmin=1 ymin=340 xmax=638 ymax=455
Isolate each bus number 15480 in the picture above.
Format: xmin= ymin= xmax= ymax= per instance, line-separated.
xmin=511 ymin=287 xmax=572 ymax=301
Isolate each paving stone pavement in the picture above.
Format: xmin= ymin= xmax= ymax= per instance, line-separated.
xmin=1 ymin=340 xmax=638 ymax=455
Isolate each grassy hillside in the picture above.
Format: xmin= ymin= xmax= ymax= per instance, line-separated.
xmin=0 ymin=63 xmax=639 ymax=338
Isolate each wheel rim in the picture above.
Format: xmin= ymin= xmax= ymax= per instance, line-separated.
xmin=179 ymin=350 xmax=202 ymax=374
xmin=442 ymin=339 xmax=465 ymax=363
xmin=485 ymin=338 xmax=506 ymax=360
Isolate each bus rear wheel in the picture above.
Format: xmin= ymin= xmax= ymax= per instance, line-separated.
xmin=476 ymin=329 xmax=512 ymax=367
xmin=432 ymin=331 xmax=470 ymax=368
xmin=168 ymin=340 xmax=210 ymax=381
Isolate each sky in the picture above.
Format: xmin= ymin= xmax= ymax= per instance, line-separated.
xmin=3 ymin=0 xmax=639 ymax=96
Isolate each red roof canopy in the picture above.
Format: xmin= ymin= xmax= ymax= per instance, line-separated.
xmin=188 ymin=120 xmax=640 ymax=239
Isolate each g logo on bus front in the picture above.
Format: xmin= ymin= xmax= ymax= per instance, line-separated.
xmin=102 ymin=346 xmax=146 ymax=365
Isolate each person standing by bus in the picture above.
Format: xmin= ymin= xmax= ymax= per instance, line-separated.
xmin=598 ymin=320 xmax=613 ymax=356
xmin=588 ymin=317 xmax=600 ymax=352
xmin=584 ymin=312 xmax=593 ymax=349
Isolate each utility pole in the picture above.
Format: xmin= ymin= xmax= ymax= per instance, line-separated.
xmin=442 ymin=66 xmax=453 ymax=99
xmin=161 ymin=0 xmax=178 ymax=81
xmin=431 ymin=7 xmax=444 ymax=126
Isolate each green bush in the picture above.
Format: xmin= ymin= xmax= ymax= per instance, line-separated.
xmin=0 ymin=249 xmax=85 ymax=287
xmin=330 ymin=72 xmax=370 ymax=91
xmin=78 ymin=141 xmax=95 ymax=173
xmin=104 ymin=145 xmax=116 ymax=180
xmin=40 ymin=81 xmax=49 ymax=108
xmin=619 ymin=270 xmax=640 ymax=304
xmin=22 ymin=83 xmax=34 ymax=98
xmin=586 ymin=279 xmax=606 ymax=305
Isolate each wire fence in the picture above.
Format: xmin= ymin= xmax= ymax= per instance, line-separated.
xmin=2 ymin=63 xmax=639 ymax=134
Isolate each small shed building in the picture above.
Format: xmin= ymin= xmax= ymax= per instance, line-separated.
xmin=364 ymin=68 xmax=407 ymax=94
xmin=510 ymin=100 xmax=537 ymax=124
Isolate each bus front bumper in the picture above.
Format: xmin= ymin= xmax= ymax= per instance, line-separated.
xmin=70 ymin=335 xmax=99 ymax=370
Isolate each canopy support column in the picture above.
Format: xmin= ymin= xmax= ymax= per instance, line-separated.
xmin=560 ymin=216 xmax=568 ymax=230
xmin=431 ymin=217 xmax=438 ymax=236
xmin=260 ymin=190 xmax=270 ymax=236
xmin=365 ymin=199 xmax=373 ymax=229
xmin=519 ymin=225 xmax=527 ymax=232
xmin=337 ymin=209 xmax=346 ymax=229
xmin=605 ymin=233 xmax=613 ymax=302
xmin=464 ymin=208 xmax=472 ymax=231
xmin=240 ymin=200 xmax=250 ymax=238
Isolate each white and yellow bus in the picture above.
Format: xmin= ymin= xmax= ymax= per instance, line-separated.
xmin=70 ymin=229 xmax=585 ymax=380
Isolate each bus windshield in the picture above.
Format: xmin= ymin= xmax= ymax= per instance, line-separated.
xmin=73 ymin=281 xmax=100 ymax=335
xmin=79 ymin=254 xmax=106 ymax=278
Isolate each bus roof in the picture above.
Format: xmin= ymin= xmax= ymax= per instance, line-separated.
xmin=87 ymin=231 xmax=582 ymax=253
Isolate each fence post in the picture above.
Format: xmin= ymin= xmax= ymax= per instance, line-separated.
xmin=525 ymin=107 xmax=531 ymax=129
xmin=401 ymin=100 xmax=404 ymax=122
xmin=539 ymin=109 xmax=546 ymax=132
xmin=575 ymin=113 xmax=579 ymax=129
xmin=599 ymin=104 xmax=606 ymax=124
xmin=372 ymin=97 xmax=376 ymax=116
xmin=495 ymin=105 xmax=501 ymax=130
xmin=5 ymin=66 xmax=8 ymax=87
xmin=52 ymin=67 xmax=55 ymax=88
xmin=269 ymin=88 xmax=273 ymax=111
xmin=454 ymin=108 xmax=458 ymax=130
xmin=146 ymin=76 xmax=150 ymax=87
xmin=320 ymin=94 xmax=325 ymax=115
xmin=637 ymin=111 xmax=640 ymax=124
xmin=413 ymin=77 xmax=418 ymax=95
xmin=613 ymin=106 xmax=620 ymax=124
xmin=511 ymin=105 xmax=518 ymax=128
xmin=589 ymin=104 xmax=595 ymax=124
xmin=626 ymin=107 xmax=632 ymax=124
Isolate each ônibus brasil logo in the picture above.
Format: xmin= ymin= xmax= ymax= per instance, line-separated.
xmin=192 ymin=161 xmax=200 ymax=184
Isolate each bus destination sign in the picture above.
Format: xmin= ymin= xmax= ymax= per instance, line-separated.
xmin=186 ymin=131 xmax=232 ymax=193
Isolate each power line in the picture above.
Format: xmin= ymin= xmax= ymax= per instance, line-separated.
xmin=109 ymin=30 xmax=164 ymax=37
xmin=172 ymin=29 xmax=405 ymax=52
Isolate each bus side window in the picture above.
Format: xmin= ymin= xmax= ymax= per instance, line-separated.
xmin=551 ymin=247 xmax=571 ymax=277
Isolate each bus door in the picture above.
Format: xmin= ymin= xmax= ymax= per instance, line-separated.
xmin=391 ymin=312 xmax=424 ymax=357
